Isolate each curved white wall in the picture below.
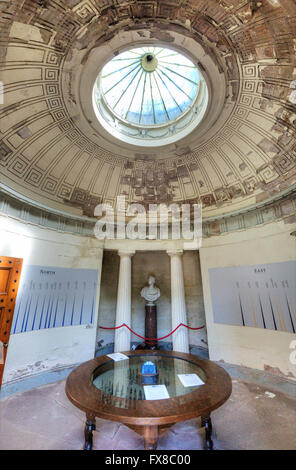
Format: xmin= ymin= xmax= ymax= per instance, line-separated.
xmin=200 ymin=218 xmax=296 ymax=380
xmin=0 ymin=214 xmax=103 ymax=387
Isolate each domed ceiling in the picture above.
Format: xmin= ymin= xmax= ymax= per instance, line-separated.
xmin=0 ymin=0 xmax=295 ymax=219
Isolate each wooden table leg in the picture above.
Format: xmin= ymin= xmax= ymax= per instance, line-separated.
xmin=144 ymin=425 xmax=158 ymax=450
xmin=84 ymin=414 xmax=96 ymax=450
xmin=201 ymin=415 xmax=213 ymax=450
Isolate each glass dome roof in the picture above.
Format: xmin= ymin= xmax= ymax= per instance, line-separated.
xmin=99 ymin=47 xmax=200 ymax=127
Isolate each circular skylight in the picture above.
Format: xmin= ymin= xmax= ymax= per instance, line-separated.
xmin=100 ymin=47 xmax=199 ymax=126
xmin=93 ymin=46 xmax=209 ymax=146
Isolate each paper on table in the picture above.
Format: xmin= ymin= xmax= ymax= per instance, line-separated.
xmin=178 ymin=373 xmax=205 ymax=387
xmin=107 ymin=353 xmax=129 ymax=362
xmin=144 ymin=384 xmax=170 ymax=400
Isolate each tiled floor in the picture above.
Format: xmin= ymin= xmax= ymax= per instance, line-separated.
xmin=0 ymin=378 xmax=295 ymax=450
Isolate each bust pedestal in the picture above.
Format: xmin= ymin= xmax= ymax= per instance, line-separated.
xmin=140 ymin=275 xmax=160 ymax=350
xmin=145 ymin=304 xmax=157 ymax=349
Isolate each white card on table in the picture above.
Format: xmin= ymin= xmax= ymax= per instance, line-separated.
xmin=178 ymin=373 xmax=205 ymax=387
xmin=144 ymin=385 xmax=170 ymax=400
xmin=107 ymin=353 xmax=129 ymax=362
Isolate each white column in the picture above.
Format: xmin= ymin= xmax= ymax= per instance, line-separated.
xmin=167 ymin=250 xmax=189 ymax=353
xmin=114 ymin=250 xmax=135 ymax=352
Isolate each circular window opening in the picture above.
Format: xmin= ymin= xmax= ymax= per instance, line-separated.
xmin=93 ymin=46 xmax=209 ymax=147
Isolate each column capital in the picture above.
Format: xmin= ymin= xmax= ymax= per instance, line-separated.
xmin=118 ymin=249 xmax=136 ymax=258
xmin=166 ymin=249 xmax=183 ymax=257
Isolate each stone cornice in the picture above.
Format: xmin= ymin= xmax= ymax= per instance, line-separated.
xmin=0 ymin=184 xmax=295 ymax=239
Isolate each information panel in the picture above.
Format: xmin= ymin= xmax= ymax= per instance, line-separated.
xmin=11 ymin=265 xmax=99 ymax=334
xmin=209 ymin=261 xmax=296 ymax=333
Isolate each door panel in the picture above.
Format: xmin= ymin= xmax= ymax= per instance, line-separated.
xmin=0 ymin=269 xmax=10 ymax=293
xmin=0 ymin=256 xmax=23 ymax=389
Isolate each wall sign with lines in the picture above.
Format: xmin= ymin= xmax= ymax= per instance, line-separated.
xmin=209 ymin=261 xmax=296 ymax=333
xmin=11 ymin=265 xmax=99 ymax=334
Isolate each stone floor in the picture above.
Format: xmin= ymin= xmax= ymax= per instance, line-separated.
xmin=0 ymin=378 xmax=295 ymax=450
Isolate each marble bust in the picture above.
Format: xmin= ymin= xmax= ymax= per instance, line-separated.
xmin=141 ymin=275 xmax=160 ymax=305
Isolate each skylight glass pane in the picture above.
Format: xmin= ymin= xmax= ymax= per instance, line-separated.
xmin=141 ymin=75 xmax=154 ymax=124
xmin=151 ymin=74 xmax=168 ymax=124
xmin=103 ymin=65 xmax=141 ymax=110
xmin=127 ymin=71 xmax=145 ymax=123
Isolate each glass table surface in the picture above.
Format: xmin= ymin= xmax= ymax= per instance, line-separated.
xmin=92 ymin=355 xmax=207 ymax=402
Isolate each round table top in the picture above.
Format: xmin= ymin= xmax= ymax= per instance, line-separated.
xmin=66 ymin=350 xmax=232 ymax=426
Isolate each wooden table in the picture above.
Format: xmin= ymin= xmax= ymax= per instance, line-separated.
xmin=65 ymin=350 xmax=232 ymax=450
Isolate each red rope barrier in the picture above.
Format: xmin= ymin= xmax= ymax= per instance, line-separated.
xmin=99 ymin=322 xmax=205 ymax=342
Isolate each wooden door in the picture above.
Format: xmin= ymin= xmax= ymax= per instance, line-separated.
xmin=0 ymin=256 xmax=23 ymax=389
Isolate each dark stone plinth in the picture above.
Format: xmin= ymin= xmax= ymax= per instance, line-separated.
xmin=145 ymin=304 xmax=157 ymax=349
